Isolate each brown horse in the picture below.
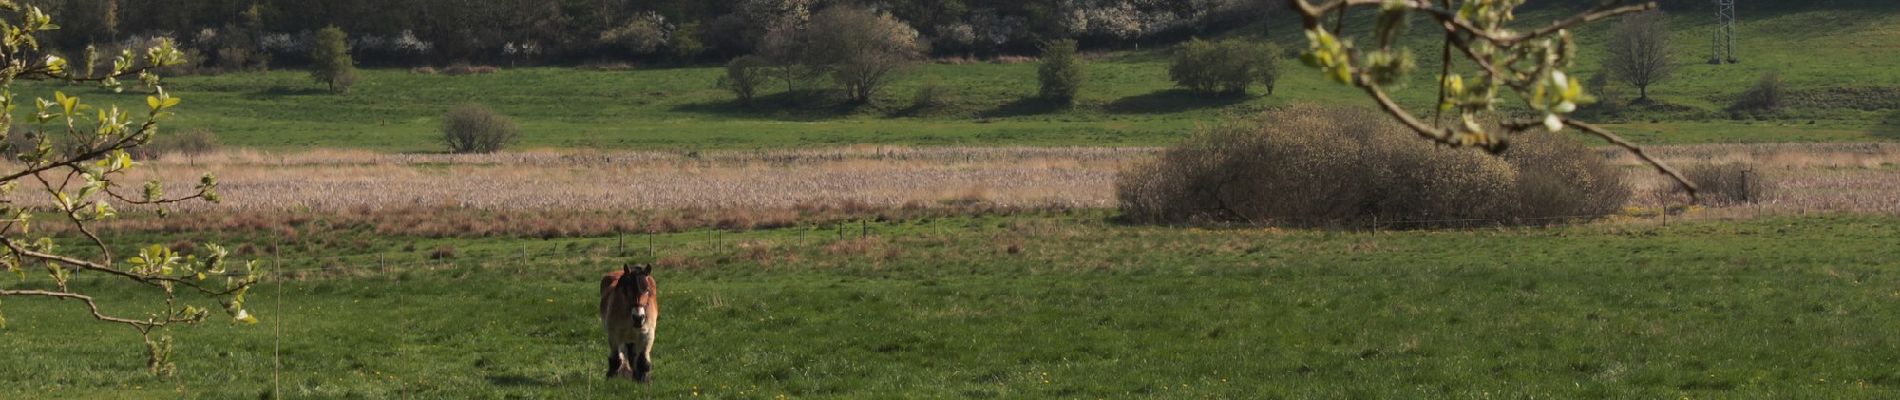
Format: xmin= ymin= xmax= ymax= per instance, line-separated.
xmin=600 ymin=264 xmax=659 ymax=382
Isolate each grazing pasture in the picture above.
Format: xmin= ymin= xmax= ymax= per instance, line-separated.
xmin=1 ymin=214 xmax=1896 ymax=398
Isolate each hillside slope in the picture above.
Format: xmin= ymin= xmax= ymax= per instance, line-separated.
xmin=8 ymin=2 xmax=1897 ymax=151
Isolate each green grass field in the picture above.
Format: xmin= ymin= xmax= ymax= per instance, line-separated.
xmin=6 ymin=3 xmax=1896 ymax=152
xmin=3 ymin=213 xmax=1897 ymax=398
xmin=4 ymin=3 xmax=1900 ymax=398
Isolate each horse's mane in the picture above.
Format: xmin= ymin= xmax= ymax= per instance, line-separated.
xmin=617 ymin=265 xmax=652 ymax=294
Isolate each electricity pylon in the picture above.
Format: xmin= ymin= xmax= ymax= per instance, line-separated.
xmin=1710 ymin=0 xmax=1737 ymax=64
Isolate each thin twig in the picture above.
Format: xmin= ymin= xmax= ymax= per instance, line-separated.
xmin=1361 ymin=79 xmax=1456 ymax=144
xmin=1 ymin=241 xmax=253 ymax=297
xmin=1562 ymin=119 xmax=1699 ymax=198
xmin=0 ymin=289 xmax=159 ymax=331
xmin=1292 ymin=1 xmax=1656 ymax=47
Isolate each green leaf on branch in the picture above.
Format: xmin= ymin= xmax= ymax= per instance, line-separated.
xmin=232 ymin=309 xmax=257 ymax=325
xmin=199 ymin=174 xmax=220 ymax=203
xmin=143 ymin=181 xmax=162 ymax=202
xmin=43 ymin=55 xmax=65 ymax=75
xmin=77 ymin=174 xmax=102 ymax=200
xmin=53 ymin=91 xmax=77 ymax=115
xmin=129 ymin=245 xmax=180 ymax=276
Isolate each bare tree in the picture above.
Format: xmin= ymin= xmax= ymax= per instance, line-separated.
xmin=442 ymin=104 xmax=521 ymax=153
xmin=806 ymin=6 xmax=925 ymax=104
xmin=757 ymin=16 xmax=827 ymax=102
xmin=1604 ymin=10 xmax=1674 ymax=102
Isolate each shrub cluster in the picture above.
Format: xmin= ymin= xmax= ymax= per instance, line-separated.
xmin=1168 ymin=38 xmax=1281 ymax=96
xmin=1681 ymin=163 xmax=1769 ymax=206
xmin=1037 ymin=39 xmax=1085 ymax=105
xmin=740 ymin=5 xmax=924 ymax=106
xmin=1729 ymin=72 xmax=1785 ymax=116
xmin=908 ymin=81 xmax=957 ymax=114
xmin=1117 ymin=106 xmax=1629 ymax=228
xmin=441 ymin=104 xmax=520 ymax=154
xmin=719 ymin=55 xmax=772 ymax=105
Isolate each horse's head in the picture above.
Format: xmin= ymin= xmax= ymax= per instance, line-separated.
xmin=616 ymin=263 xmax=655 ymax=327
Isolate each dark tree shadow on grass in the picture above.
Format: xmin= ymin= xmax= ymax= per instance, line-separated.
xmin=248 ymin=87 xmax=331 ymax=98
xmin=670 ymin=90 xmax=862 ymax=120
xmin=1104 ymin=89 xmax=1251 ymax=115
xmin=978 ymin=97 xmax=1066 ymax=119
xmin=1876 ymin=110 xmax=1900 ymax=141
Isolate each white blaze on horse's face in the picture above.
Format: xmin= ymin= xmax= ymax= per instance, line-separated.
xmin=633 ymin=304 xmax=647 ymax=321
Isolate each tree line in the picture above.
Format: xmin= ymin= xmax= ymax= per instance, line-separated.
xmin=25 ymin=0 xmax=1280 ymax=67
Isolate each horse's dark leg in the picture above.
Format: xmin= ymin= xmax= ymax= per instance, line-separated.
xmin=634 ymin=355 xmax=652 ymax=383
xmin=606 ymin=352 xmax=623 ymax=379
xmin=625 ymin=343 xmax=652 ymax=383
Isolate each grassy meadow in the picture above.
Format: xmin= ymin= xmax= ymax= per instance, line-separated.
xmin=6 ymin=3 xmax=1898 ymax=152
xmin=5 ymin=2 xmax=1900 ymax=399
xmin=2 ymin=214 xmax=1898 ymax=398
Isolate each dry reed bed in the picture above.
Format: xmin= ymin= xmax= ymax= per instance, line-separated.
xmin=1617 ymin=143 xmax=1900 ymax=214
xmin=8 ymin=146 xmax=1144 ymax=212
xmin=7 ymin=143 xmax=1898 ymax=217
xmin=180 ymin=146 xmax=1150 ymax=168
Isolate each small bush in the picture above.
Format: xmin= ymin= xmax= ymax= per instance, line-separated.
xmin=908 ymin=81 xmax=956 ymax=113
xmin=429 ymin=245 xmax=457 ymax=260
xmin=1169 ymin=38 xmax=1281 ymax=96
xmin=441 ymin=104 xmax=520 ymax=154
xmin=1117 ymin=106 xmax=1629 ymax=228
xmin=1681 ymin=163 xmax=1769 ymax=206
xmin=1038 ymin=39 xmax=1085 ymax=105
xmin=410 ymin=66 xmax=438 ymax=74
xmin=1729 ymin=72 xmax=1785 ymax=114
xmin=718 ymin=55 xmax=771 ymax=105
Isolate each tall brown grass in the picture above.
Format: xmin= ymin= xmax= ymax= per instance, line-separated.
xmin=6 ymin=142 xmax=1897 ymax=237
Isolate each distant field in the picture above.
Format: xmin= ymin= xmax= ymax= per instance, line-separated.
xmin=8 ymin=143 xmax=1894 ymax=238
xmin=4 ymin=4 xmax=1895 ymax=152
xmin=2 ymin=214 xmax=1897 ymax=398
